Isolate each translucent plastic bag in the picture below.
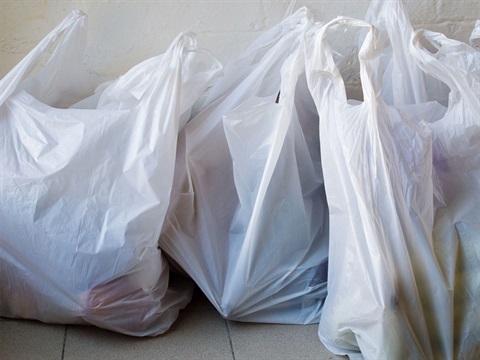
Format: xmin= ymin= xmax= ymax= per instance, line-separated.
xmin=0 ymin=10 xmax=221 ymax=336
xmin=306 ymin=17 xmax=452 ymax=358
xmin=160 ymin=8 xmax=329 ymax=324
xmin=410 ymin=29 xmax=480 ymax=359
xmin=365 ymin=2 xmax=479 ymax=356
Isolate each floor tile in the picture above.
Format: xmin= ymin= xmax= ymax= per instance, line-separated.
xmin=63 ymin=310 xmax=233 ymax=360
xmin=227 ymin=321 xmax=344 ymax=360
xmin=0 ymin=319 xmax=65 ymax=360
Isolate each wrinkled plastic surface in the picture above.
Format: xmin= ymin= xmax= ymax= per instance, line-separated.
xmin=160 ymin=7 xmax=329 ymax=324
xmin=0 ymin=10 xmax=221 ymax=336
xmin=306 ymin=2 xmax=479 ymax=358
xmin=307 ymin=17 xmax=450 ymax=358
xmin=410 ymin=28 xmax=480 ymax=359
xmin=364 ymin=0 xmax=450 ymax=107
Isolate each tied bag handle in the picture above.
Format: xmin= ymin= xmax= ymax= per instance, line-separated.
xmin=306 ymin=16 xmax=384 ymax=106
xmin=0 ymin=10 xmax=88 ymax=105
xmin=410 ymin=29 xmax=480 ymax=117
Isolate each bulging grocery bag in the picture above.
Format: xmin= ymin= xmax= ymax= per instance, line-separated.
xmin=306 ymin=17 xmax=453 ymax=358
xmin=0 ymin=10 xmax=221 ymax=336
xmin=410 ymin=29 xmax=480 ymax=359
xmin=160 ymin=7 xmax=329 ymax=324
xmin=366 ymin=2 xmax=479 ymax=356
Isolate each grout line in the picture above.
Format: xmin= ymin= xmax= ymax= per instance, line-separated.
xmin=61 ymin=325 xmax=67 ymax=360
xmin=224 ymin=319 xmax=236 ymax=360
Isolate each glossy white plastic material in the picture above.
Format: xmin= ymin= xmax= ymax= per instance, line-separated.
xmin=410 ymin=28 xmax=480 ymax=359
xmin=0 ymin=10 xmax=222 ymax=336
xmin=306 ymin=3 xmax=479 ymax=357
xmin=364 ymin=0 xmax=450 ymax=107
xmin=160 ymin=7 xmax=329 ymax=324
xmin=307 ymin=17 xmax=452 ymax=359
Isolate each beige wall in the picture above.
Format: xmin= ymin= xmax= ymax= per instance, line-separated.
xmin=1 ymin=0 xmax=478 ymax=79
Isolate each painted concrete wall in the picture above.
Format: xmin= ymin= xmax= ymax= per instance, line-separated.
xmin=1 ymin=0 xmax=479 ymax=80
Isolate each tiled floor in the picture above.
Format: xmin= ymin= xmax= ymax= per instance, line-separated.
xmin=0 ymin=288 xmax=342 ymax=360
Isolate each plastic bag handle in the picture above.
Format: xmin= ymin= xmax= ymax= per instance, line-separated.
xmin=310 ymin=16 xmax=383 ymax=104
xmin=0 ymin=10 xmax=87 ymax=105
xmin=138 ymin=31 xmax=222 ymax=109
xmin=410 ymin=29 xmax=479 ymax=112
xmin=283 ymin=0 xmax=297 ymax=19
xmin=239 ymin=7 xmax=310 ymax=63
xmin=365 ymin=0 xmax=430 ymax=104
xmin=184 ymin=46 xmax=223 ymax=74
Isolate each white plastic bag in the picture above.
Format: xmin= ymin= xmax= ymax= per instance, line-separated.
xmin=410 ymin=29 xmax=480 ymax=359
xmin=160 ymin=8 xmax=329 ymax=324
xmin=366 ymin=3 xmax=479 ymax=356
xmin=306 ymin=17 xmax=452 ymax=358
xmin=0 ymin=10 xmax=221 ymax=336
xmin=470 ymin=20 xmax=480 ymax=50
